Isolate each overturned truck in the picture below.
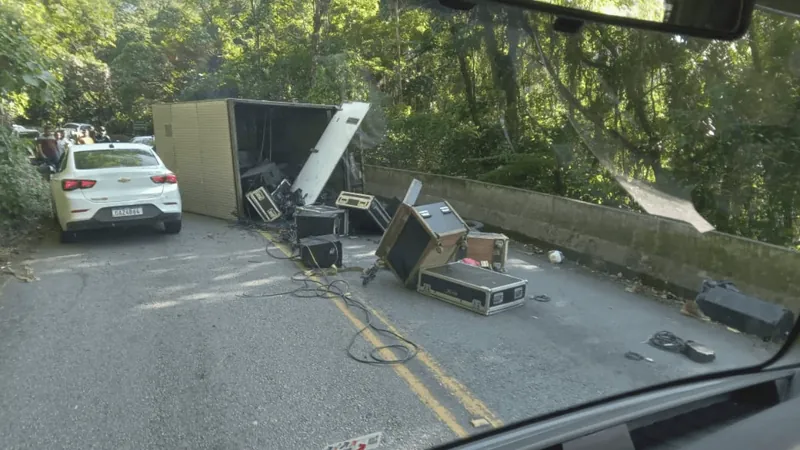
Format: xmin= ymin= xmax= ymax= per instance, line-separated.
xmin=151 ymin=99 xmax=371 ymax=220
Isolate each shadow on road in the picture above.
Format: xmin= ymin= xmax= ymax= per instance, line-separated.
xmin=65 ymin=224 xmax=172 ymax=247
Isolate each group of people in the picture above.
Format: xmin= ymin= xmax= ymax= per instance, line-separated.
xmin=36 ymin=125 xmax=111 ymax=166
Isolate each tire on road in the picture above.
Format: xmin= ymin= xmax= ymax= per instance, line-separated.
xmin=163 ymin=220 xmax=182 ymax=234
xmin=53 ymin=202 xmax=77 ymax=243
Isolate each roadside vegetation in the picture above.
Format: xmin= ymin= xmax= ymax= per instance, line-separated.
xmin=2 ymin=1 xmax=799 ymax=249
xmin=0 ymin=129 xmax=52 ymax=247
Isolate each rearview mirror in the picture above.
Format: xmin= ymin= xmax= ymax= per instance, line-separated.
xmin=505 ymin=0 xmax=756 ymax=41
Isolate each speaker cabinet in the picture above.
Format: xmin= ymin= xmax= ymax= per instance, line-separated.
xmin=376 ymin=201 xmax=469 ymax=288
xmin=696 ymin=284 xmax=795 ymax=342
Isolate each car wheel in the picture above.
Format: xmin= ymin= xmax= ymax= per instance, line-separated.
xmin=59 ymin=230 xmax=78 ymax=244
xmin=164 ymin=220 xmax=182 ymax=234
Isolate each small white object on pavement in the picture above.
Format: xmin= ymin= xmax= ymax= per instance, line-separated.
xmin=548 ymin=250 xmax=564 ymax=264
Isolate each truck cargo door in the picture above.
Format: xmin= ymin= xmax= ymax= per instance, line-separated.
xmin=291 ymin=101 xmax=371 ymax=205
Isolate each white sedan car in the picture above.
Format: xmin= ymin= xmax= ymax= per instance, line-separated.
xmin=50 ymin=143 xmax=182 ymax=243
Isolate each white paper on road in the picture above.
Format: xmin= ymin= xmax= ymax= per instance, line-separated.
xmin=322 ymin=431 xmax=383 ymax=450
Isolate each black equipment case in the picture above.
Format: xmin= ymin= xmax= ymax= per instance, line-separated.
xmin=418 ymin=262 xmax=528 ymax=315
xmin=335 ymin=191 xmax=392 ymax=232
xmin=696 ymin=281 xmax=795 ymax=342
xmin=294 ymin=205 xmax=344 ymax=240
xmin=299 ymin=235 xmax=343 ymax=269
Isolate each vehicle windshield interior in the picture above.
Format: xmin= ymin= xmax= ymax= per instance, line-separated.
xmin=1 ymin=1 xmax=799 ymax=449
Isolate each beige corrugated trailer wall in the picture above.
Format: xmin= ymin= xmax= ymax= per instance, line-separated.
xmin=152 ymin=100 xmax=238 ymax=220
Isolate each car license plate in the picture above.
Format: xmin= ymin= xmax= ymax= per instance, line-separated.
xmin=111 ymin=207 xmax=143 ymax=218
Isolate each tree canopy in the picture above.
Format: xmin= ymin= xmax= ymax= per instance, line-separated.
xmin=2 ymin=0 xmax=799 ymax=248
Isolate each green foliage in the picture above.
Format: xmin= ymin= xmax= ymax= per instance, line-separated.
xmin=2 ymin=0 xmax=800 ymax=248
xmin=0 ymin=3 xmax=63 ymax=119
xmin=0 ymin=128 xmax=52 ymax=243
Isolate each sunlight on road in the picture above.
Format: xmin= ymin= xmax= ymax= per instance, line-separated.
xmin=136 ymin=300 xmax=180 ymax=310
xmin=240 ymin=276 xmax=281 ymax=288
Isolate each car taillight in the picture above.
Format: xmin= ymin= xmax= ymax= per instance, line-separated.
xmin=151 ymin=174 xmax=177 ymax=184
xmin=62 ymin=179 xmax=96 ymax=191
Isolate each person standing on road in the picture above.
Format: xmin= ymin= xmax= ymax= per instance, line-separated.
xmin=36 ymin=126 xmax=59 ymax=166
xmin=55 ymin=129 xmax=69 ymax=161
xmin=77 ymin=129 xmax=95 ymax=145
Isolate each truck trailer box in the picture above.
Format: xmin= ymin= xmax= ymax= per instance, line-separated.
xmin=152 ymin=99 xmax=370 ymax=220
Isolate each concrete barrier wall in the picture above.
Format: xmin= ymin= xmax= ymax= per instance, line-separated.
xmin=364 ymin=165 xmax=800 ymax=310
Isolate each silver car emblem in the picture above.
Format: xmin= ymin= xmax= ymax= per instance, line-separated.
xmin=118 ymin=177 xmax=131 ymax=183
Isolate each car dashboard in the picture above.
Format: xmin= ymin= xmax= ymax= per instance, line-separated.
xmin=432 ymin=365 xmax=799 ymax=450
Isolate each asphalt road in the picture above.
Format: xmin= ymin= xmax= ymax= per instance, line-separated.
xmin=0 ymin=214 xmax=779 ymax=450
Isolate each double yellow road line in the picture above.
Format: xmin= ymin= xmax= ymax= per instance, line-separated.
xmin=259 ymin=231 xmax=503 ymax=438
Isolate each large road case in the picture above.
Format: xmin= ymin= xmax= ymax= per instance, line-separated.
xmin=417 ymin=262 xmax=527 ymax=315
xmin=376 ymin=201 xmax=469 ymax=289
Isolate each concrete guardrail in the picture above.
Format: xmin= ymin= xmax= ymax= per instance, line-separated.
xmin=363 ymin=165 xmax=800 ymax=310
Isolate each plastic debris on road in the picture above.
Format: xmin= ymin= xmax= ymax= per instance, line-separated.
xmin=547 ymin=250 xmax=564 ymax=264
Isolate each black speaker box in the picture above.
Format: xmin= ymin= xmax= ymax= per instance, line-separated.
xmin=335 ymin=191 xmax=392 ymax=232
xmin=299 ymin=235 xmax=343 ymax=269
xmin=696 ymin=283 xmax=795 ymax=342
xmin=294 ymin=205 xmax=344 ymax=240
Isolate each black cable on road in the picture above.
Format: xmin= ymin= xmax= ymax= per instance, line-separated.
xmin=236 ymin=227 xmax=419 ymax=366
xmin=648 ymin=330 xmax=686 ymax=353
xmin=647 ymin=330 xmax=716 ymax=363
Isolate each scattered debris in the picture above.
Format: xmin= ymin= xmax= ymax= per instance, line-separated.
xmin=680 ymin=299 xmax=709 ymax=320
xmin=530 ymin=294 xmax=551 ymax=303
xmin=460 ymin=257 xmax=481 ymax=267
xmin=470 ymin=418 xmax=490 ymax=428
xmin=547 ymin=250 xmax=564 ymax=264
xmin=2 ymin=264 xmax=38 ymax=282
xmin=522 ymin=244 xmax=543 ymax=254
xmin=323 ymin=431 xmax=383 ymax=450
xmin=624 ymin=351 xmax=653 ymax=362
xmin=647 ymin=330 xmax=716 ymax=363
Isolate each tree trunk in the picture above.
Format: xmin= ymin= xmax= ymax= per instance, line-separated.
xmin=477 ymin=6 xmax=519 ymax=143
xmin=310 ymin=0 xmax=332 ymax=83
xmin=449 ymin=20 xmax=480 ymax=126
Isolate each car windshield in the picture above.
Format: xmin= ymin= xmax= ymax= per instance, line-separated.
xmin=74 ymin=149 xmax=159 ymax=170
xmin=1 ymin=1 xmax=799 ymax=449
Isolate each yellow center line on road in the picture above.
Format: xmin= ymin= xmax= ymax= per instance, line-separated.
xmin=367 ymin=307 xmax=504 ymax=429
xmin=259 ymin=231 xmax=469 ymax=438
